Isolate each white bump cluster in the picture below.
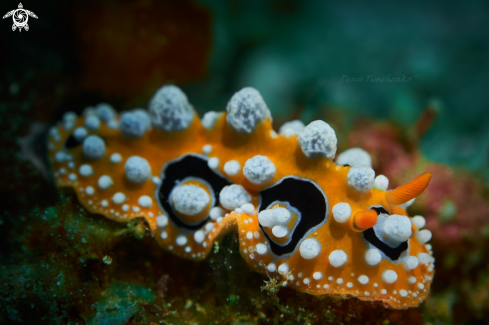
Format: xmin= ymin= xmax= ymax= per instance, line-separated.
xmin=226 ymin=87 xmax=271 ymax=134
xmin=278 ymin=120 xmax=305 ymax=138
xmin=332 ymin=202 xmax=352 ymax=223
xmin=149 ymin=85 xmax=194 ymax=132
xmin=219 ymin=185 xmax=251 ymax=210
xmin=329 ymin=250 xmax=348 ymax=267
xmin=347 ymin=165 xmax=375 ymax=192
xmin=298 ymin=120 xmax=337 ymax=159
xmin=120 ymin=109 xmax=151 ymax=138
xmin=383 ymin=214 xmax=412 ymax=244
xmin=124 ymin=156 xmax=151 ymax=184
xmin=258 ymin=208 xmax=290 ymax=230
xmin=82 ymin=135 xmax=106 ymax=160
xmin=224 ymin=160 xmax=241 ymax=176
xmin=299 ymin=238 xmax=322 ymax=260
xmin=243 ymin=155 xmax=276 ymax=185
xmin=202 ymin=111 xmax=223 ymax=130
xmin=171 ymin=184 xmax=210 ymax=216
xmin=336 ymin=148 xmax=372 ymax=167
xmin=373 ymin=175 xmax=389 ymax=191
xmin=364 ymin=248 xmax=382 ymax=266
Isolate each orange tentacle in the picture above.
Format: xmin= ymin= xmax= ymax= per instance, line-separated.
xmin=386 ymin=172 xmax=432 ymax=206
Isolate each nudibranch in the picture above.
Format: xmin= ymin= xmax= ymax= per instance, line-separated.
xmin=48 ymin=85 xmax=434 ymax=309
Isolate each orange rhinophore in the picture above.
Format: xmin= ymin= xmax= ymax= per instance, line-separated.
xmin=48 ymin=85 xmax=434 ymax=309
xmin=386 ymin=173 xmax=432 ymax=206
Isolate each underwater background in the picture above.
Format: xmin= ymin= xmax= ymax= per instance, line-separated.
xmin=1 ymin=0 xmax=488 ymax=324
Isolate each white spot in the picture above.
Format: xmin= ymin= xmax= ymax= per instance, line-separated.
xmin=79 ymin=164 xmax=93 ymax=177
xmin=382 ymin=270 xmax=398 ymax=284
xmin=243 ymin=155 xmax=276 ymax=185
xmin=54 ymin=151 xmax=68 ymax=163
xmin=329 ymin=250 xmax=348 ymax=267
xmin=208 ymin=157 xmax=219 ymax=170
xmin=138 ymin=195 xmax=153 ymax=208
xmin=171 ymin=184 xmax=210 ymax=216
xmin=132 ymin=206 xmax=141 ymax=213
xmin=82 ymin=135 xmax=106 ymax=160
xmin=416 ymin=229 xmax=432 ymax=244
xmin=270 ymin=130 xmax=278 ymax=138
xmin=298 ymin=120 xmax=337 ymax=159
xmin=219 ymin=185 xmax=252 ymax=210
xmin=73 ymin=127 xmax=88 ymax=142
xmin=149 ymin=85 xmax=194 ymax=132
xmin=336 ymin=278 xmax=344 ymax=285
xmin=216 ymin=216 xmax=223 ymax=224
xmin=408 ymin=276 xmax=417 ymax=284
xmin=122 ymin=204 xmax=129 ymax=212
xmin=347 ymin=282 xmax=353 ymax=288
xmin=298 ymin=272 xmax=303 ymax=278
xmin=176 ymin=235 xmax=187 ymax=246
xmin=313 ymin=272 xmax=323 ymax=280
xmin=278 ymin=263 xmax=289 ymax=275
xmin=110 ymin=153 xmax=122 ymax=164
xmin=272 ymin=225 xmax=289 ymax=238
xmin=202 ymin=144 xmax=212 ymax=155
xmin=101 ymin=200 xmax=109 ymax=207
xmin=205 ymin=223 xmax=214 ymax=232
xmin=201 ymin=111 xmax=222 ymax=130
xmin=120 ymin=109 xmax=151 ymax=138
xmin=246 ymin=231 xmax=253 ymax=240
xmin=399 ymin=289 xmax=408 ymax=297
xmin=152 ymin=176 xmax=161 ymax=185
xmin=364 ymin=248 xmax=382 ymax=266
xmin=68 ymin=173 xmax=77 ymax=181
xmin=156 ymin=215 xmax=168 ymax=227
xmin=412 ymin=215 xmax=426 ymax=229
xmin=347 ymin=165 xmax=375 ymax=193
xmin=98 ymin=175 xmax=113 ymax=190
xmin=240 ymin=203 xmax=255 ymax=215
xmin=418 ymin=283 xmax=425 ymax=290
xmin=112 ymin=192 xmax=126 ymax=204
xmin=383 ymin=214 xmax=412 ymax=243
xmin=374 ymin=283 xmax=378 ymax=288
xmin=417 ymin=252 xmax=432 ymax=265
xmin=226 ymin=87 xmax=271 ymax=134
xmin=85 ymin=115 xmax=101 ymax=131
xmin=400 ymin=198 xmax=415 ymax=210
xmin=210 ymin=207 xmax=225 ymax=220
xmin=358 ymin=275 xmax=369 ymax=285
xmin=373 ymin=175 xmax=389 ymax=191
xmin=336 ymin=148 xmax=372 ymax=167
xmin=254 ymin=231 xmax=260 ymax=239
xmin=324 ymin=284 xmax=330 ymax=289
xmin=68 ymin=162 xmax=75 ymax=169
xmin=303 ymin=278 xmax=310 ymax=285
xmin=194 ymin=230 xmax=205 ymax=244
xmin=381 ymin=289 xmax=387 ymax=295
xmin=125 ymin=156 xmax=152 ymax=184
xmin=300 ymin=238 xmax=322 ymax=260
xmin=267 ymin=263 xmax=276 ymax=272
xmin=256 ymin=243 xmax=267 ymax=255
xmin=279 ymin=120 xmax=305 ymax=137
xmin=85 ymin=186 xmax=94 ymax=195
xmin=403 ymin=256 xmax=419 ymax=271
xmin=332 ymin=202 xmax=352 ymax=223
xmin=224 ymin=160 xmax=241 ymax=176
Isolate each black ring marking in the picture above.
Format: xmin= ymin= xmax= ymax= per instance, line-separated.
xmin=363 ymin=228 xmax=408 ymax=260
xmin=64 ymin=134 xmax=81 ymax=149
xmin=157 ymin=155 xmax=231 ymax=231
xmin=258 ymin=177 xmax=328 ymax=256
xmin=371 ymin=206 xmax=389 ymax=215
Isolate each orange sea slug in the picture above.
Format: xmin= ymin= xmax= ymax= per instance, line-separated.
xmin=48 ymin=85 xmax=434 ymax=309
